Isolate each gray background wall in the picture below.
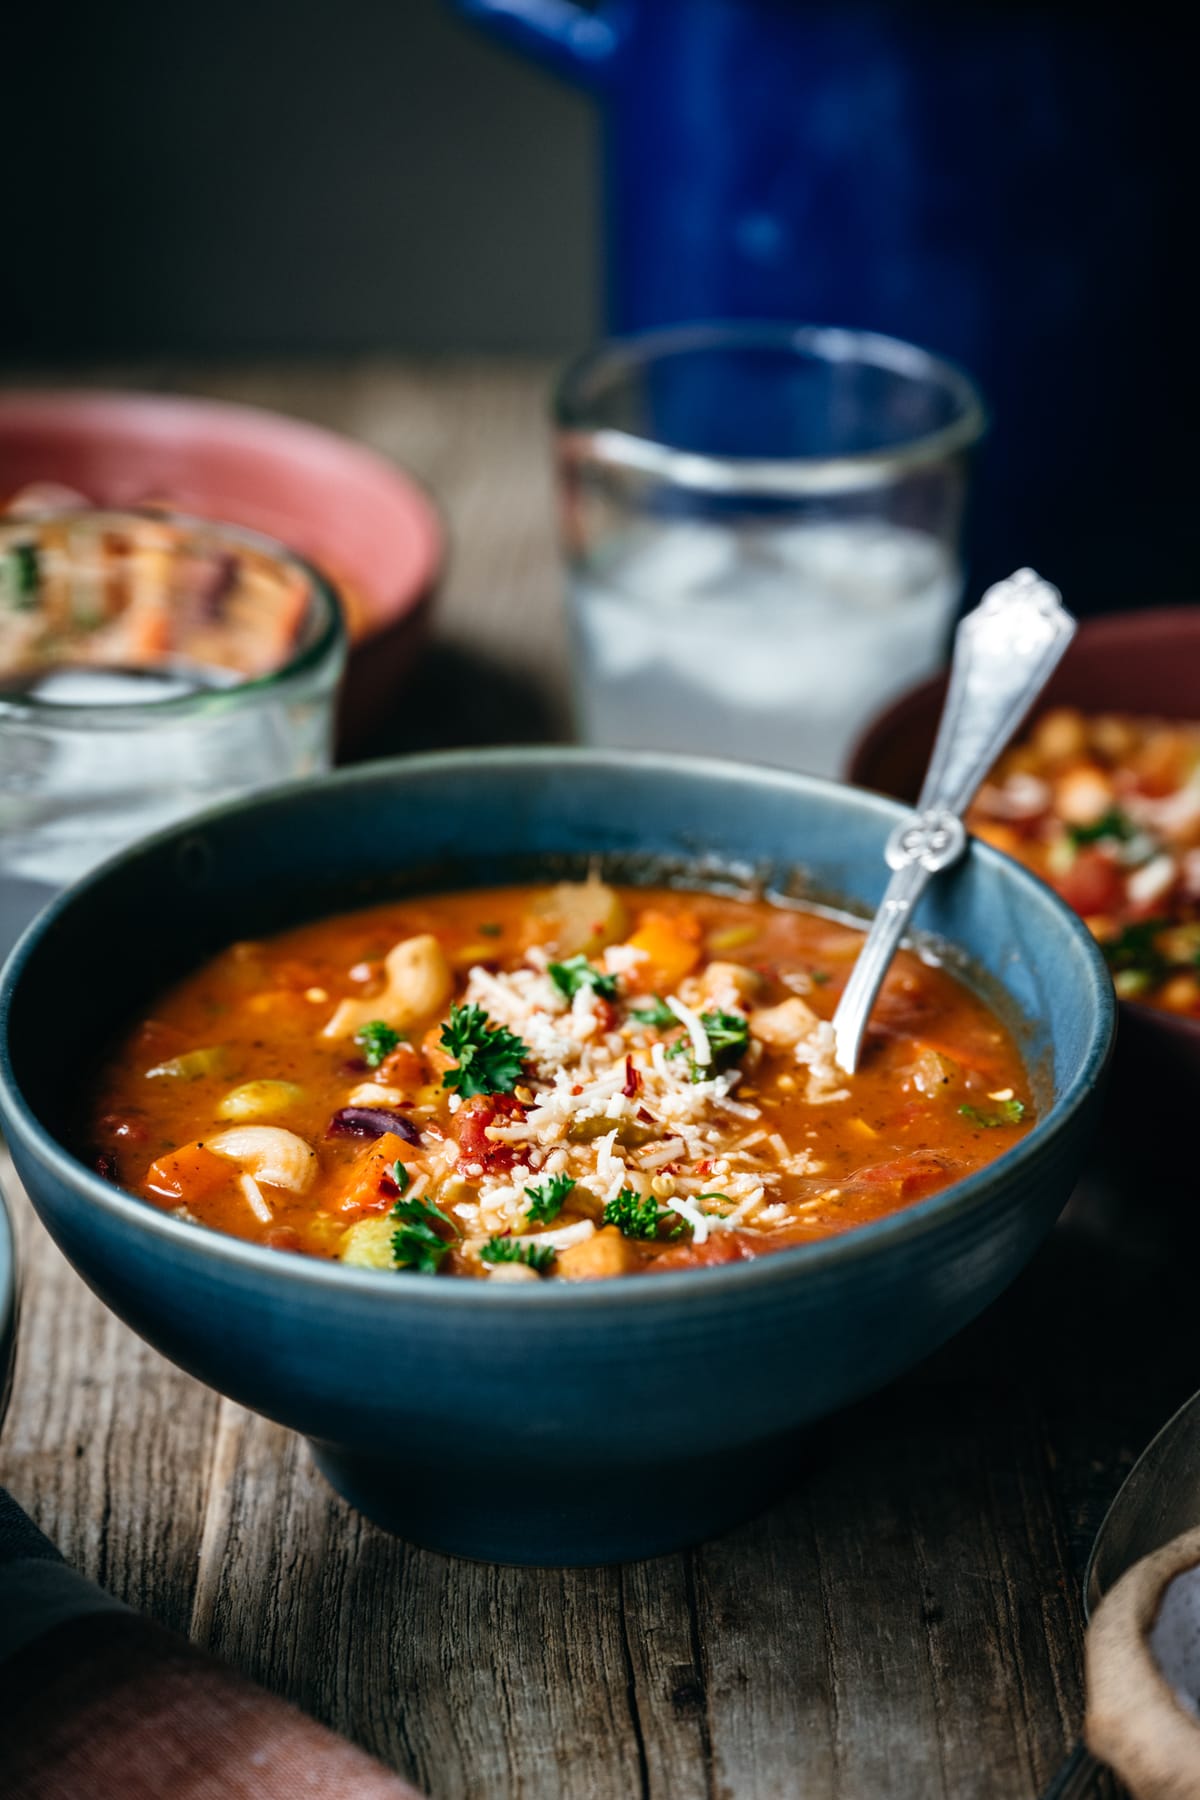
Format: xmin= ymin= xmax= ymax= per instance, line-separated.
xmin=5 ymin=0 xmax=596 ymax=358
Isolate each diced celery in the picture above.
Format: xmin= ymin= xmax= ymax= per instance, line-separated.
xmin=145 ymin=1046 xmax=227 ymax=1081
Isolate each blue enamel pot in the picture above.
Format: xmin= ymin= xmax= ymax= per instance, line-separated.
xmin=0 ymin=751 xmax=1114 ymax=1565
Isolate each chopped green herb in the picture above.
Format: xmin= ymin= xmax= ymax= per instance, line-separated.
xmin=603 ymin=1186 xmax=685 ymax=1240
xmin=355 ymin=1019 xmax=403 ymax=1069
xmin=666 ymin=1009 xmax=750 ymax=1080
xmin=811 ymin=969 xmax=831 ymax=986
xmin=695 ymin=1191 xmax=731 ymax=1205
xmin=390 ymin=1191 xmax=455 ymax=1272
xmin=1102 ymin=918 xmax=1168 ymax=978
xmin=524 ymin=1171 xmax=575 ymax=1224
xmin=390 ymin=1159 xmax=410 ymax=1196
xmin=1 ymin=543 xmax=39 ymax=609
xmin=630 ymin=995 xmax=676 ymax=1028
xmin=440 ymin=1002 xmax=529 ymax=1098
xmin=480 ymin=1235 xmax=556 ymax=1274
xmin=1067 ymin=809 xmax=1134 ymax=848
xmin=477 ymin=922 xmax=503 ymax=938
xmin=548 ymin=954 xmax=619 ymax=1002
xmin=959 ymin=1098 xmax=1026 ymax=1129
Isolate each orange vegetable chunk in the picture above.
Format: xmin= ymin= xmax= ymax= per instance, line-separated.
xmin=625 ymin=911 xmax=702 ymax=991
xmin=334 ymin=1131 xmax=416 ymax=1215
xmin=145 ymin=1142 xmax=232 ymax=1204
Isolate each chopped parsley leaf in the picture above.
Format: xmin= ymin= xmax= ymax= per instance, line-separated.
xmin=666 ymin=1009 xmax=750 ymax=1080
xmin=477 ymin=922 xmax=503 ymax=937
xmin=1102 ymin=918 xmax=1168 ymax=978
xmin=959 ymin=1098 xmax=1026 ymax=1129
xmin=603 ymin=1186 xmax=685 ymax=1240
xmin=811 ymin=969 xmax=831 ymax=986
xmin=630 ymin=995 xmax=676 ymax=1028
xmin=391 ymin=1159 xmax=410 ymax=1196
xmin=480 ymin=1235 xmax=556 ymax=1274
xmin=391 ymin=1191 xmax=455 ymax=1272
xmin=524 ymin=1172 xmax=575 ymax=1224
xmin=440 ymin=1002 xmax=529 ymax=1098
xmin=355 ymin=1019 xmax=403 ymax=1069
xmin=547 ymin=954 xmax=618 ymax=1002
xmin=1067 ymin=808 xmax=1134 ymax=847
xmin=1 ymin=543 xmax=39 ymax=609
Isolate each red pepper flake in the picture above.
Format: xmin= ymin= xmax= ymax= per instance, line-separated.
xmin=636 ymin=1106 xmax=655 ymax=1124
xmin=696 ymin=1159 xmax=713 ymax=1177
xmin=622 ymin=1056 xmax=642 ymax=1098
xmin=572 ymin=1083 xmax=584 ymax=1096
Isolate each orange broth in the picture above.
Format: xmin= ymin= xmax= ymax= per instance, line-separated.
xmin=82 ymin=881 xmax=1033 ymax=1281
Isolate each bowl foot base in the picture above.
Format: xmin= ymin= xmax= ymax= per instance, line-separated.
xmin=307 ymin=1432 xmax=813 ymax=1566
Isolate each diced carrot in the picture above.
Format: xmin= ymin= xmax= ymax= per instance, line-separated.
xmin=378 ymin=1041 xmax=427 ymax=1091
xmin=145 ymin=1142 xmax=232 ymax=1204
xmin=624 ymin=911 xmax=702 ymax=992
xmin=334 ymin=1131 xmax=416 ymax=1214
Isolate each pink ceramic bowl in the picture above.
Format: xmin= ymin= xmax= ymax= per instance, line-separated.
xmin=0 ymin=389 xmax=444 ymax=753
xmin=847 ymin=607 xmax=1200 ymax=1164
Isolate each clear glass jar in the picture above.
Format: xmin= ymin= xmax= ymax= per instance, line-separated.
xmin=0 ymin=509 xmax=346 ymax=938
xmin=555 ymin=323 xmax=986 ymax=777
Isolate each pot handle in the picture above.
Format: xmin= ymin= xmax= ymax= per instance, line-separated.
xmin=450 ymin=0 xmax=626 ymax=85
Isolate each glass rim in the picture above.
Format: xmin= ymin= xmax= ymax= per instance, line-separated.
xmin=554 ymin=320 xmax=988 ymax=496
xmin=0 ymin=506 xmax=346 ymax=727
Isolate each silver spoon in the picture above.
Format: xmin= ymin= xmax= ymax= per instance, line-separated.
xmin=1040 ymin=1385 xmax=1200 ymax=1798
xmin=832 ymin=567 xmax=1076 ymax=1075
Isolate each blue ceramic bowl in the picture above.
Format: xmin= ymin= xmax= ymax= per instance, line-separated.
xmin=0 ymin=750 xmax=1114 ymax=1565
xmin=0 ymin=1182 xmax=14 ymax=1429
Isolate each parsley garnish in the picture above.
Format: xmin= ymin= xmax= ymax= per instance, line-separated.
xmin=1067 ymin=808 xmax=1134 ymax=847
xmin=477 ymin=922 xmax=503 ymax=937
xmin=603 ymin=1187 xmax=685 ymax=1240
xmin=1102 ymin=918 xmax=1168 ymax=978
xmin=390 ymin=1190 xmax=455 ymax=1272
xmin=1 ymin=543 xmax=39 ymax=609
xmin=666 ymin=1009 xmax=750 ymax=1081
xmin=548 ymin=955 xmax=619 ymax=1002
xmin=440 ymin=1002 xmax=529 ymax=1098
xmin=630 ymin=996 xmax=676 ymax=1028
xmin=355 ymin=1019 xmax=403 ymax=1069
xmin=959 ymin=1099 xmax=1026 ymax=1128
xmin=811 ymin=969 xmax=831 ymax=986
xmin=480 ymin=1235 xmax=556 ymax=1274
xmin=391 ymin=1158 xmax=410 ymax=1196
xmin=524 ymin=1172 xmax=575 ymax=1224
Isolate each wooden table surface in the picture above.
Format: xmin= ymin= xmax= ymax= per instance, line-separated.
xmin=0 ymin=361 xmax=1185 ymax=1799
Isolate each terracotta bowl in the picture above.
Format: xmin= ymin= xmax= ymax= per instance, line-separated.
xmin=847 ymin=607 xmax=1200 ymax=1163
xmin=0 ymin=389 xmax=444 ymax=754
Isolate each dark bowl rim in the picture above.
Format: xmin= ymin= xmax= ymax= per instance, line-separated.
xmin=0 ymin=747 xmax=1116 ymax=1313
xmin=846 ymin=603 xmax=1200 ymax=1040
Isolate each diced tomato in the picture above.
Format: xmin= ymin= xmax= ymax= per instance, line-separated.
xmin=334 ymin=1130 xmax=418 ymax=1214
xmin=145 ymin=1142 xmax=232 ymax=1204
xmin=451 ymin=1093 xmax=526 ymax=1173
xmin=854 ymin=1151 xmax=953 ymax=1200
xmin=652 ymin=1231 xmax=764 ymax=1271
xmin=1056 ymin=848 xmax=1124 ymax=917
xmin=594 ymin=997 xmax=619 ymax=1033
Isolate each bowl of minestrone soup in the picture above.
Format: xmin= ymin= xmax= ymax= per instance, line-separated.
xmin=0 ymin=750 xmax=1114 ymax=1563
xmin=849 ymin=607 xmax=1200 ymax=1156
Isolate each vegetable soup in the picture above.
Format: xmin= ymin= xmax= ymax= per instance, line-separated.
xmin=970 ymin=709 xmax=1200 ymax=1015
xmin=83 ymin=880 xmax=1033 ymax=1281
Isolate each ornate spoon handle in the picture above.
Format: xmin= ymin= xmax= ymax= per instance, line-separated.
xmin=832 ymin=567 xmax=1076 ymax=1074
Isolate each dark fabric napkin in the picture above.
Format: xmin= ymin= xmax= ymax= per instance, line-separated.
xmin=0 ymin=1489 xmax=426 ymax=1799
